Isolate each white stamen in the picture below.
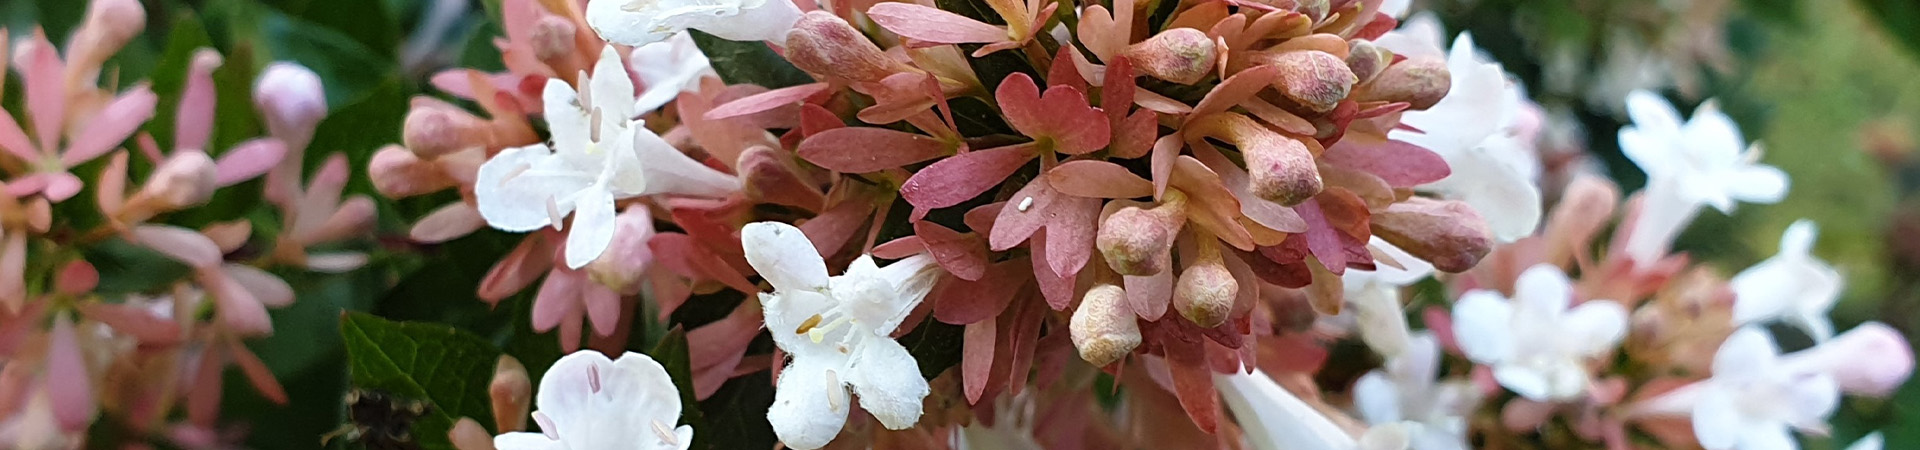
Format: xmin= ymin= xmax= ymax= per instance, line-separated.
xmin=1017 ymin=196 xmax=1034 ymax=212
xmin=575 ymin=71 xmax=593 ymax=111
xmin=824 ymin=369 xmax=844 ymax=411
xmin=589 ymin=107 xmax=604 ymax=143
xmin=587 ymin=363 xmax=602 ymax=393
xmin=546 ymin=197 xmax=566 ymax=231
xmin=651 ymin=420 xmax=678 ymax=445
xmin=807 ymin=316 xmax=853 ymax=343
xmin=535 ymin=412 xmax=560 ymax=440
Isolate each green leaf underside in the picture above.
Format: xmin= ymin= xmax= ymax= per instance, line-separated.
xmin=341 ymin=312 xmax=503 ymax=450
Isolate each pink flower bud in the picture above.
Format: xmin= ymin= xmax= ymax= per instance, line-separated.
xmin=1355 ymin=57 xmax=1451 ymax=110
xmin=1782 ymin=322 xmax=1914 ymax=397
xmin=489 ymin=355 xmax=532 ymax=432
xmin=369 ymin=145 xmax=456 ymax=198
xmin=585 ymin=207 xmax=657 ymax=295
xmin=1262 ymin=50 xmax=1356 ymax=114
xmin=529 ymin=15 xmax=580 ymax=64
xmin=785 ymin=11 xmax=915 ymax=84
xmin=1187 ymin=112 xmax=1322 ymax=206
xmin=1370 ymin=198 xmax=1494 ymax=273
xmin=402 ymin=101 xmax=494 ymax=159
xmin=65 ymin=0 xmax=146 ymax=81
xmin=737 ymin=146 xmax=824 ymax=211
xmin=1124 ymin=28 xmax=1218 ymax=85
xmin=254 ymin=64 xmax=327 ymax=145
xmin=450 ymin=418 xmax=498 ymax=450
xmin=1345 ymin=39 xmax=1390 ymax=85
xmin=139 ymin=151 xmax=219 ymax=210
xmin=1097 ymin=191 xmax=1189 ymax=276
xmin=1070 ymin=283 xmax=1141 ymax=366
xmin=1174 ymin=259 xmax=1236 ymax=328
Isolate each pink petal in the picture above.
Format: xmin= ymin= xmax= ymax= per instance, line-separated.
xmin=42 ymin=172 xmax=83 ymax=202
xmin=1102 ymin=55 xmax=1136 ymax=125
xmin=530 ymin=269 xmax=582 ymax=333
xmin=1149 ymin=134 xmax=1181 ymax=198
xmin=800 ymin=103 xmax=845 ymax=136
xmin=206 ymin=270 xmax=273 ymax=335
xmin=915 ymin=220 xmax=989 ymax=281
xmin=97 ymin=152 xmax=130 ymax=216
xmin=175 ymin=50 xmax=223 ymax=152
xmin=1047 ymin=160 xmax=1151 ymax=198
xmin=47 ymin=313 xmax=97 ymax=431
xmin=1124 ymin=269 xmax=1172 ymax=320
xmin=932 ymin=260 xmax=1029 ymax=324
xmin=225 ymin=264 xmax=293 ymax=308
xmin=1030 ymin=230 xmax=1078 ymax=309
xmin=478 ymin=234 xmax=557 ymax=303
xmin=1111 ymin=110 xmax=1158 ymax=159
xmin=582 ymin=282 xmax=621 ymax=336
xmin=0 ymin=232 xmax=22 ymax=311
xmin=409 ymin=202 xmax=488 ymax=244
xmin=132 ymin=225 xmax=224 ymax=268
xmin=899 ymin=143 xmax=1037 ymax=210
xmin=77 ymin=303 xmax=181 ymax=345
xmin=19 ymin=34 xmax=66 ymax=155
xmin=226 ymin=339 xmax=290 ymax=405
xmin=871 ymin=236 xmax=927 ymax=259
xmin=799 ymin=200 xmax=876 ymax=257
xmin=688 ymin=303 xmax=763 ymax=398
xmin=54 ymin=260 xmax=98 ymax=296
xmin=1323 ymin=136 xmax=1450 ymax=187
xmin=63 ymin=86 xmax=159 ymax=167
xmin=706 ymin=82 xmax=831 ymax=120
xmin=1035 ymin=85 xmax=1110 ymax=153
xmin=1046 ymin=45 xmax=1088 ymax=92
xmin=868 ymin=3 xmax=1009 ymax=44
xmin=1189 ymin=64 xmax=1279 ymax=119
xmin=1168 ymin=156 xmax=1255 ymax=250
xmin=797 ymin=127 xmax=952 ymax=173
xmin=1167 ymin=351 xmax=1220 ymax=434
xmin=1044 ymin=197 xmax=1099 ymax=279
xmin=989 ymin=176 xmax=1061 ymax=251
xmin=996 ymin=73 xmax=1046 ymax=136
xmin=963 ymin=317 xmax=998 ymax=404
xmin=213 ymin=139 xmax=287 ymax=187
xmin=0 ymin=108 xmax=38 ymax=161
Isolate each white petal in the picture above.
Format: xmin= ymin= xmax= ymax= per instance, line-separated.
xmin=533 ymin=351 xmax=620 ymax=435
xmin=691 ymin=0 xmax=802 ymax=43
xmin=1691 ymin=386 xmax=1744 ymax=450
xmin=632 ymin=127 xmax=741 ymax=198
xmin=1741 ymin=423 xmax=1798 ymax=450
xmin=631 ymin=33 xmax=711 ymax=114
xmin=1618 ymin=128 xmax=1680 ymax=179
xmin=1560 ymin=300 xmax=1628 ymax=357
xmin=543 ymin=80 xmax=592 ymax=155
xmin=476 ymin=145 xmax=590 ymax=232
xmin=767 ymin=358 xmax=852 ymax=450
xmin=1625 ymin=90 xmax=1684 ymax=140
xmin=1682 ymin=101 xmax=1745 ymax=167
xmin=846 ymin=338 xmax=930 ymax=429
xmin=1730 ymin=260 xmax=1798 ymax=326
xmin=761 ymin=291 xmax=838 ymax=356
xmin=604 ymin=352 xmax=686 ymax=430
xmin=1352 ymin=284 xmax=1412 ymax=358
xmin=1399 ymin=333 xmax=1443 ymax=384
xmin=1513 ymin=265 xmax=1572 ymax=316
xmin=1351 ymin=371 xmax=1404 ymax=425
xmin=1622 ymin=183 xmax=1700 ymax=263
xmin=1434 ymin=146 xmax=1542 ymax=243
xmin=586 ymin=0 xmax=697 ymax=47
xmin=1492 ymin=365 xmax=1554 ymax=402
xmin=1780 ymin=220 xmax=1818 ymax=257
xmin=867 ymin=254 xmax=941 ymax=333
xmin=1451 ymin=290 xmax=1515 ymax=365
xmin=564 ymin=187 xmax=619 ymax=269
xmin=1781 ymin=373 xmax=1841 ymax=429
xmin=742 ymin=221 xmax=831 ymax=292
xmin=1724 ymin=164 xmax=1788 ymax=205
xmin=494 ymin=432 xmax=563 ymax=450
xmin=590 ymin=46 xmax=637 ymax=123
xmin=1713 ymin=327 xmax=1779 ymax=377
xmin=1846 ymin=433 xmax=1884 ymax=450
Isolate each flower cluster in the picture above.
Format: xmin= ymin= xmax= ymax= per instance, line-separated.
xmin=0 ymin=0 xmax=371 ymax=447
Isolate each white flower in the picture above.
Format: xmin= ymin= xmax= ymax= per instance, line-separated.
xmin=1730 ymin=220 xmax=1841 ymax=341
xmin=1217 ymin=369 xmax=1363 ymax=450
xmin=586 ymin=0 xmax=802 ymax=48
xmin=630 ymin=32 xmax=714 ymax=115
xmin=494 ymin=351 xmax=694 ymax=450
xmin=1352 ymin=333 xmax=1477 ymax=450
xmin=1618 ymin=90 xmax=1788 ymax=262
xmin=476 ymin=45 xmax=738 ymax=269
xmin=1345 ymin=237 xmax=1434 ymax=357
xmin=1451 ymin=264 xmax=1627 ymax=401
xmin=1846 ymin=433 xmax=1884 ymax=450
xmin=1383 ymin=26 xmax=1544 ymax=243
xmin=1688 ymin=327 xmax=1839 ymax=450
xmin=741 ymin=221 xmax=943 ymax=450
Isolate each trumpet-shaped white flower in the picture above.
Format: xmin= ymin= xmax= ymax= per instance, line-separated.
xmin=630 ymin=32 xmax=714 ymax=115
xmin=1218 ymin=369 xmax=1363 ymax=450
xmin=476 ymin=45 xmax=738 ymax=269
xmin=1382 ymin=22 xmax=1544 ymax=243
xmin=585 ymin=0 xmax=802 ymax=48
xmin=1731 ymin=220 xmax=1842 ymax=341
xmin=742 ymin=222 xmax=943 ymax=450
xmin=1451 ymin=264 xmax=1627 ymax=401
xmin=1618 ymin=90 xmax=1788 ymax=262
xmin=1352 ymin=334 xmax=1478 ymax=450
xmin=1689 ymin=327 xmax=1839 ymax=450
xmin=494 ymin=351 xmax=694 ymax=450
xmin=1345 ymin=237 xmax=1435 ymax=357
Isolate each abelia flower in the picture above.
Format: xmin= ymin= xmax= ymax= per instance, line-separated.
xmin=1617 ymin=90 xmax=1788 ymax=262
xmin=475 ymin=45 xmax=737 ymax=269
xmin=493 ymin=351 xmax=693 ymax=450
xmin=741 ymin=221 xmax=942 ymax=450
xmin=1452 ymin=264 xmax=1627 ymax=401
xmin=0 ymin=32 xmax=157 ymax=203
xmin=1730 ymin=220 xmax=1841 ymax=341
xmin=1688 ymin=327 xmax=1838 ymax=450
xmin=1848 ymin=433 xmax=1884 ymax=450
xmin=1352 ymin=333 xmax=1477 ymax=450
xmin=1217 ymin=369 xmax=1369 ymax=450
xmin=630 ymin=32 xmax=715 ymax=115
xmin=868 ymin=0 xmax=1058 ymax=57
xmin=585 ymin=0 xmax=801 ymax=47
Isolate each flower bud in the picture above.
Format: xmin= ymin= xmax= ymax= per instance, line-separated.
xmin=738 ymin=146 xmax=825 ymax=211
xmin=1264 ymin=50 xmax=1355 ymax=114
xmin=254 ymin=63 xmax=328 ymax=150
xmin=1369 ymin=198 xmax=1494 ymax=273
xmin=1782 ymin=322 xmax=1914 ymax=397
xmin=449 ymin=418 xmax=498 ymax=450
xmin=1345 ymin=39 xmax=1391 ymax=85
xmin=489 ymin=355 xmax=532 ymax=432
xmin=1070 ymin=283 xmax=1141 ymax=367
xmin=1187 ymin=113 xmax=1322 ymax=206
xmin=585 ymin=207 xmax=657 ymax=295
xmin=403 ymin=101 xmax=494 ymax=159
xmin=66 ymin=0 xmax=146 ymax=79
xmin=785 ymin=11 xmax=915 ymax=84
xmin=1173 ymin=244 xmax=1236 ymax=328
xmin=1294 ymin=0 xmax=1330 ymax=22
xmin=140 ymin=151 xmax=219 ymax=210
xmin=529 ymin=15 xmax=579 ymax=64
xmin=1354 ymin=57 xmax=1450 ymax=110
xmin=1124 ymin=28 xmax=1218 ymax=85
xmin=369 ymin=145 xmax=457 ymax=198
xmin=1097 ymin=191 xmax=1188 ymax=276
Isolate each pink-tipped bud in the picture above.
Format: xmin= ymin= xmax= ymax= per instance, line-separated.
xmin=1070 ymin=283 xmax=1141 ymax=367
xmin=1263 ymin=50 xmax=1356 ymax=114
xmin=253 ymin=63 xmax=328 ymax=147
xmin=66 ymin=0 xmax=147 ymax=75
xmin=1355 ymin=57 xmax=1451 ymax=110
xmin=785 ymin=11 xmax=915 ymax=84
xmin=450 ymin=418 xmax=499 ymax=450
xmin=403 ymin=102 xmax=494 ymax=159
xmin=1124 ymin=28 xmax=1218 ymax=85
xmin=1782 ymin=322 xmax=1914 ymax=397
xmin=369 ymin=145 xmax=456 ymax=198
xmin=1369 ymin=198 xmax=1494 ymax=273
xmin=738 ymin=146 xmax=825 ymax=211
xmin=1188 ymin=113 xmax=1322 ymax=206
xmin=1098 ymin=191 xmax=1189 ymax=276
xmin=1173 ymin=241 xmax=1236 ymax=328
xmin=529 ymin=15 xmax=579 ymax=64
xmin=140 ymin=151 xmax=219 ymax=210
xmin=1345 ymin=39 xmax=1391 ymax=85
xmin=586 ymin=207 xmax=657 ymax=295
xmin=489 ymin=355 xmax=533 ymax=432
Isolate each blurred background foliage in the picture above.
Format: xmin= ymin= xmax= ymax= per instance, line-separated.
xmin=7 ymin=0 xmax=1920 ymax=448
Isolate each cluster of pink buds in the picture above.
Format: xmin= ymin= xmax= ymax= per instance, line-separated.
xmin=0 ymin=0 xmax=373 ymax=446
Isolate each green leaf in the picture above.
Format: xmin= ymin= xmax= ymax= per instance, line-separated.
xmin=341 ymin=312 xmax=504 ymax=450
xmin=1858 ymin=0 xmax=1920 ymax=61
xmin=649 ymin=327 xmax=710 ymax=447
xmin=280 ymin=0 xmax=402 ymax=59
xmin=688 ymin=30 xmax=815 ymax=89
xmin=260 ymin=10 xmax=399 ymax=108
xmin=83 ymin=240 xmax=193 ymax=296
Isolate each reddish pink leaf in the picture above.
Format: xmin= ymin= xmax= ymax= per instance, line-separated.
xmin=800 ymin=103 xmax=844 ymax=136
xmin=78 ymin=303 xmax=180 ymax=345
xmin=47 ymin=314 xmax=97 ymax=430
xmin=19 ymin=34 xmax=65 ymax=156
xmin=64 ymin=87 xmax=158 ymax=167
xmin=214 ymin=139 xmax=287 ymax=187
xmin=1006 ymin=298 xmax=1045 ymax=396
xmin=689 ymin=303 xmax=763 ymax=398
xmin=1111 ymin=110 xmax=1158 ymax=159
xmin=933 ymin=260 xmax=1030 ymax=324
xmin=914 ymin=220 xmax=989 ymax=281
xmin=989 ymin=177 xmax=1060 ymax=251
xmin=1294 ymin=197 xmax=1348 ymax=273
xmin=797 ymin=127 xmax=951 ymax=173
xmin=900 ymin=143 xmax=1037 ymax=209
xmin=1189 ymin=65 xmax=1279 ymax=120
xmin=1150 ymin=134 xmax=1182 ymax=198
xmin=705 ymin=82 xmax=831 ymax=120
xmin=227 ymin=340 xmax=289 ymax=405
xmin=1124 ymin=269 xmax=1172 ymax=320
xmin=871 ymin=236 xmax=927 ymax=259
xmin=868 ymin=3 xmax=1009 ymax=44
xmin=1031 ymin=231 xmax=1078 ymax=309
xmin=1166 ymin=349 xmax=1220 ymax=433
xmin=1046 ymin=45 xmax=1088 ymax=92
xmin=996 ymin=73 xmax=1046 ymax=136
xmin=1103 ymin=56 xmax=1136 ymax=125
xmin=1048 ymin=160 xmax=1151 ymax=198
xmin=799 ymin=200 xmax=876 ymax=257
xmin=997 ymin=73 xmax=1109 ymax=153
xmin=963 ymin=317 xmax=998 ymax=404
xmin=1044 ymin=197 xmax=1099 ymax=279
xmin=1168 ymin=156 xmax=1255 ymax=250
xmin=965 ymin=202 xmax=1004 ymax=234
